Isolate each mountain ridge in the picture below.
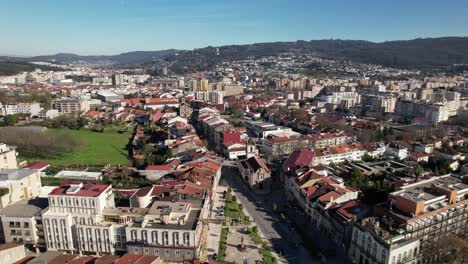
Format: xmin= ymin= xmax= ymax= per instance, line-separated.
xmin=1 ymin=37 xmax=468 ymax=70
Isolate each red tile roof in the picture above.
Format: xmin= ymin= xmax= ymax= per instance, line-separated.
xmin=282 ymin=149 xmax=315 ymax=171
xmin=49 ymin=182 xmax=110 ymax=197
xmin=23 ymin=161 xmax=49 ymax=170
xmin=146 ymin=165 xmax=173 ymax=171
xmin=115 ymin=254 xmax=160 ymax=264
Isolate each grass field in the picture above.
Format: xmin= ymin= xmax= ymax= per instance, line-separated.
xmin=26 ymin=128 xmax=131 ymax=167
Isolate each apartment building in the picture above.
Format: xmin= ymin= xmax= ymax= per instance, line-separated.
xmin=0 ymin=144 xmax=18 ymax=170
xmin=0 ymin=198 xmax=48 ymax=252
xmin=208 ymin=91 xmax=224 ymax=105
xmin=51 ymin=98 xmax=89 ymax=114
xmin=125 ymin=200 xmax=206 ymax=262
xmin=0 ymin=169 xmax=42 ymax=210
xmin=313 ymin=144 xmax=383 ymax=166
xmin=2 ymin=103 xmax=41 ymax=116
xmin=348 ymin=174 xmax=468 ymax=264
xmin=42 ymin=182 xmax=115 ymax=254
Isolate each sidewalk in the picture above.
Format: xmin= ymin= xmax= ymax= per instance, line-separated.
xmin=205 ymin=185 xmax=227 ymax=261
xmin=230 ymin=188 xmax=286 ymax=264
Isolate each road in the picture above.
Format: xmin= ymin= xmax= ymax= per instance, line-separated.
xmin=221 ymin=161 xmax=318 ymax=264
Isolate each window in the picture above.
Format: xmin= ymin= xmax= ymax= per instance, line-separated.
xmin=183 ymin=232 xmax=190 ymax=246
xmin=391 ymin=256 xmax=396 ymax=264
xmin=141 ymin=230 xmax=148 ymax=243
xmin=165 ymin=249 xmax=170 ymax=256
xmin=397 ymin=254 xmax=401 ymax=263
xmin=23 ymin=222 xmax=29 ymax=228
xmin=144 ymin=248 xmax=149 ymax=254
xmin=131 ymin=230 xmax=137 ymax=241
xmin=403 ymin=252 xmax=407 ymax=261
xmin=25 ymin=230 xmax=31 ymax=236
xmin=151 ymin=231 xmax=158 ymax=244
xmin=175 ymin=250 xmax=180 ymax=256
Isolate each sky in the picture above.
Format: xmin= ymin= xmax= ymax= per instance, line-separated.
xmin=1 ymin=0 xmax=468 ymax=56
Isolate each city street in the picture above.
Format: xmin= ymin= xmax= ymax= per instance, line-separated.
xmin=221 ymin=162 xmax=317 ymax=264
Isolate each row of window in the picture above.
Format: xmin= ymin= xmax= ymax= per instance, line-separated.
xmin=391 ymin=248 xmax=418 ymax=264
xmin=50 ymin=197 xmax=96 ymax=208
xmin=129 ymin=230 xmax=191 ymax=246
xmin=9 ymin=221 xmax=29 ymax=228
xmin=137 ymin=247 xmax=191 ymax=258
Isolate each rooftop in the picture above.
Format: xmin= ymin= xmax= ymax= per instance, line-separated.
xmin=49 ymin=182 xmax=110 ymax=197
xmin=0 ymin=198 xmax=48 ymax=218
xmin=0 ymin=169 xmax=37 ymax=187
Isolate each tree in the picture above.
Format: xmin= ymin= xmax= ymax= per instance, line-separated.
xmin=229 ymin=104 xmax=244 ymax=117
xmin=3 ymin=115 xmax=18 ymax=126
xmin=427 ymin=235 xmax=468 ymax=263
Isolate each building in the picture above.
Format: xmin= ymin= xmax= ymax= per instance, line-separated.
xmin=125 ymin=200 xmax=205 ymax=262
xmin=245 ymin=120 xmax=294 ymax=139
xmin=38 ymin=109 xmax=60 ymax=119
xmin=2 ymin=103 xmax=41 ymax=116
xmin=348 ymin=174 xmax=468 ymax=264
xmin=208 ymin=91 xmax=224 ymax=105
xmin=179 ymin=102 xmax=193 ymax=118
xmin=238 ymin=155 xmax=271 ymax=191
xmin=0 ymin=144 xmax=18 ymax=170
xmin=0 ymin=169 xmax=42 ymax=210
xmin=42 ymin=182 xmax=115 ymax=254
xmin=0 ymin=243 xmax=26 ymax=264
xmin=112 ymin=74 xmax=125 ymax=86
xmin=51 ymin=98 xmax=89 ymax=114
xmin=97 ymin=91 xmax=124 ymax=102
xmin=0 ymin=198 xmax=48 ymax=252
xmin=211 ymin=83 xmax=244 ymax=96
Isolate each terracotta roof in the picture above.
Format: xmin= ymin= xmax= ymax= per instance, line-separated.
xmin=282 ymin=149 xmax=315 ymax=171
xmin=242 ymin=156 xmax=270 ymax=173
xmin=0 ymin=243 xmax=23 ymax=251
xmin=318 ymin=191 xmax=341 ymax=203
xmin=23 ymin=161 xmax=49 ymax=170
xmin=49 ymin=183 xmax=110 ymax=197
xmin=146 ymin=165 xmax=173 ymax=171
xmin=133 ymin=186 xmax=153 ymax=197
xmin=335 ymin=200 xmax=366 ymax=223
xmin=115 ymin=254 xmax=160 ymax=264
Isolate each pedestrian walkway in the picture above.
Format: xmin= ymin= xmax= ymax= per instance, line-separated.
xmin=205 ymin=185 xmax=227 ymax=261
xmin=225 ymin=225 xmax=262 ymax=264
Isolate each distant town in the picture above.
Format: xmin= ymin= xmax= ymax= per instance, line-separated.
xmin=0 ymin=50 xmax=467 ymax=264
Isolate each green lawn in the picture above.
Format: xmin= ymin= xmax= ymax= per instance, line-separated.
xmin=225 ymin=192 xmax=250 ymax=224
xmin=217 ymin=227 xmax=229 ymax=261
xmin=25 ymin=128 xmax=131 ymax=167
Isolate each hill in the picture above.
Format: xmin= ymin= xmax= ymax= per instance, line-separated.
xmin=3 ymin=37 xmax=468 ymax=70
xmin=0 ymin=61 xmax=64 ymax=76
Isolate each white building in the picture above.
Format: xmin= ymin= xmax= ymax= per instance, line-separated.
xmin=208 ymin=91 xmax=224 ymax=105
xmin=42 ymin=182 xmax=115 ymax=254
xmin=0 ymin=169 xmax=42 ymax=210
xmin=2 ymin=103 xmax=41 ymax=116
xmin=0 ymin=144 xmax=18 ymax=170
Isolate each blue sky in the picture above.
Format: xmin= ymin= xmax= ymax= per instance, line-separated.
xmin=1 ymin=0 xmax=467 ymax=56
